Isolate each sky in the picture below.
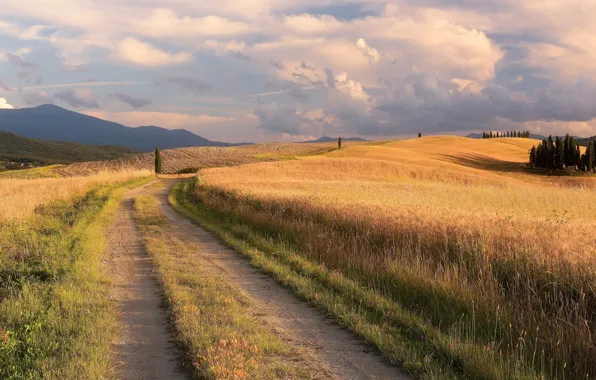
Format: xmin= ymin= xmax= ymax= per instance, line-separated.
xmin=1 ymin=1 xmax=596 ymax=143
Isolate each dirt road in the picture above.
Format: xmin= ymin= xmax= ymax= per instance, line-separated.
xmin=107 ymin=182 xmax=186 ymax=380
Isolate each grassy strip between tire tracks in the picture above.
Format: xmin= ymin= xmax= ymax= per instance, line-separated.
xmin=133 ymin=189 xmax=329 ymax=379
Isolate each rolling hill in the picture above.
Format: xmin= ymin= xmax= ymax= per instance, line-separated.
xmin=300 ymin=136 xmax=367 ymax=143
xmin=0 ymin=104 xmax=241 ymax=151
xmin=0 ymin=130 xmax=136 ymax=167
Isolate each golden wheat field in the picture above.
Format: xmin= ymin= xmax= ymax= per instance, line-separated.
xmin=0 ymin=170 xmax=152 ymax=220
xmin=200 ymin=136 xmax=596 ymax=263
xmin=194 ymin=136 xmax=596 ymax=377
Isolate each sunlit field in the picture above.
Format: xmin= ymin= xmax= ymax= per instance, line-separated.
xmin=189 ymin=136 xmax=596 ymax=378
xmin=0 ymin=170 xmax=152 ymax=220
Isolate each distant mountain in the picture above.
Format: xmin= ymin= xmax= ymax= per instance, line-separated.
xmin=300 ymin=136 xmax=367 ymax=143
xmin=0 ymin=104 xmax=244 ymax=152
xmin=466 ymin=132 xmax=547 ymax=140
xmin=0 ymin=130 xmax=135 ymax=166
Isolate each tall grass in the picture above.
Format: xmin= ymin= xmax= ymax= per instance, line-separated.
xmin=190 ymin=138 xmax=596 ymax=378
xmin=0 ymin=172 xmax=152 ymax=378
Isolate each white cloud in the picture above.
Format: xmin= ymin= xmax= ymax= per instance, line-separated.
xmin=283 ymin=14 xmax=343 ymax=34
xmin=117 ymin=38 xmax=190 ymax=66
xmin=139 ymin=9 xmax=253 ymax=39
xmin=356 ymin=38 xmax=381 ymax=64
xmin=0 ymin=98 xmax=14 ymax=109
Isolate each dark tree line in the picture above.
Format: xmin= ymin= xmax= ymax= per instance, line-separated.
xmin=483 ymin=131 xmax=530 ymax=138
xmin=529 ymin=134 xmax=591 ymax=171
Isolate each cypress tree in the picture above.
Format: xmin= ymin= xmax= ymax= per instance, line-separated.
xmin=338 ymin=137 xmax=342 ymax=149
xmin=418 ymin=132 xmax=422 ymax=138
xmin=563 ymin=134 xmax=570 ymax=166
xmin=591 ymin=141 xmax=596 ymax=170
xmin=587 ymin=143 xmax=593 ymax=171
xmin=555 ymin=136 xmax=565 ymax=169
xmin=506 ymin=131 xmax=510 ymax=138
xmin=575 ymin=144 xmax=581 ymax=168
xmin=529 ymin=146 xmax=536 ymax=168
xmin=490 ymin=131 xmax=493 ymax=138
xmin=154 ymin=147 xmax=163 ymax=174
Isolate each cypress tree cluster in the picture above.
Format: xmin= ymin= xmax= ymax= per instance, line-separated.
xmin=482 ymin=130 xmax=530 ymax=138
xmin=530 ymin=134 xmax=585 ymax=171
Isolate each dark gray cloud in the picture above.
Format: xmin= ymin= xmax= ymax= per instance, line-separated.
xmin=254 ymin=106 xmax=312 ymax=135
xmin=231 ymin=51 xmax=250 ymax=61
xmin=270 ymin=60 xmax=285 ymax=70
xmin=54 ymin=89 xmax=101 ymax=108
xmin=287 ymin=87 xmax=310 ymax=103
xmin=300 ymin=61 xmax=315 ymax=71
xmin=6 ymin=53 xmax=38 ymax=68
xmin=35 ymin=77 xmax=43 ymax=85
xmin=111 ymin=92 xmax=152 ymax=108
xmin=155 ymin=77 xmax=211 ymax=94
xmin=22 ymin=91 xmax=53 ymax=106
xmin=17 ymin=72 xmax=30 ymax=80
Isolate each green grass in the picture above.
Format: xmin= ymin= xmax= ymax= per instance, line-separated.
xmin=170 ymin=178 xmax=544 ymax=380
xmin=133 ymin=192 xmax=327 ymax=379
xmin=0 ymin=176 xmax=152 ymax=379
xmin=0 ymin=165 xmax=62 ymax=179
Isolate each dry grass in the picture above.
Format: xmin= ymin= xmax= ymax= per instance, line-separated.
xmin=194 ymin=136 xmax=596 ymax=378
xmin=54 ymin=142 xmax=352 ymax=176
xmin=0 ymin=170 xmax=152 ymax=220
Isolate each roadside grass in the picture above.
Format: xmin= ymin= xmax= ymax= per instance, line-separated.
xmin=0 ymin=175 xmax=152 ymax=379
xmin=133 ymin=193 xmax=327 ymax=379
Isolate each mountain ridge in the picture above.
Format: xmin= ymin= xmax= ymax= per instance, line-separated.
xmin=0 ymin=104 xmax=246 ymax=152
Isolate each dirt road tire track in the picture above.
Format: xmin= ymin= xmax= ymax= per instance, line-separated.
xmin=107 ymin=182 xmax=187 ymax=380
xmin=156 ymin=180 xmax=409 ymax=380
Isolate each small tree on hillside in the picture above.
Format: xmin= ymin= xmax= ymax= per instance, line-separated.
xmin=155 ymin=147 xmax=163 ymax=174
xmin=529 ymin=146 xmax=536 ymax=168
xmin=418 ymin=132 xmax=422 ymax=138
xmin=338 ymin=137 xmax=342 ymax=149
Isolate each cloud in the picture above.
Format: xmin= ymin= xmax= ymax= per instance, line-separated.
xmin=17 ymin=72 xmax=30 ymax=80
xmin=287 ymin=87 xmax=311 ymax=103
xmin=0 ymin=80 xmax=13 ymax=92
xmin=300 ymin=61 xmax=315 ymax=70
xmin=22 ymin=90 xmax=52 ymax=105
xmin=0 ymin=98 xmax=14 ymax=109
xmin=111 ymin=92 xmax=152 ymax=108
xmin=255 ymin=105 xmax=312 ymax=135
xmin=155 ymin=77 xmax=211 ymax=94
xmin=138 ymin=9 xmax=253 ymax=38
xmin=356 ymin=38 xmax=381 ymax=64
xmin=270 ymin=60 xmax=285 ymax=70
xmin=54 ymin=88 xmax=101 ymax=108
xmin=231 ymin=51 xmax=251 ymax=61
xmin=325 ymin=69 xmax=370 ymax=102
xmin=117 ymin=38 xmax=190 ymax=66
xmin=6 ymin=53 xmax=38 ymax=68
